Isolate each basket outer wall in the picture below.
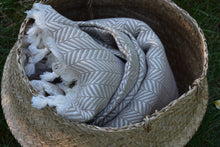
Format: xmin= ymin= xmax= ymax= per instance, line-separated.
xmin=1 ymin=0 xmax=208 ymax=146
xmin=1 ymin=31 xmax=208 ymax=147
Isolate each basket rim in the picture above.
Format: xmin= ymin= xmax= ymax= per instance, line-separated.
xmin=0 ymin=0 xmax=209 ymax=146
xmin=4 ymin=0 xmax=208 ymax=133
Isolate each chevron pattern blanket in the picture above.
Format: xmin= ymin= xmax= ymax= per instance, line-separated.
xmin=24 ymin=3 xmax=178 ymax=127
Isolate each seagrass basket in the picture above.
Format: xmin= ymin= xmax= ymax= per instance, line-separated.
xmin=1 ymin=0 xmax=208 ymax=146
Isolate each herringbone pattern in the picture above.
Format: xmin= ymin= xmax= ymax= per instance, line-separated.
xmin=27 ymin=3 xmax=178 ymax=127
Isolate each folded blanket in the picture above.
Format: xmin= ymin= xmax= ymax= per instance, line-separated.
xmin=25 ymin=3 xmax=178 ymax=127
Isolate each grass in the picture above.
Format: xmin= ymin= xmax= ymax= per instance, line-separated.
xmin=0 ymin=0 xmax=219 ymax=146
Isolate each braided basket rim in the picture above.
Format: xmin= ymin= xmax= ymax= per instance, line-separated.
xmin=1 ymin=0 xmax=208 ymax=146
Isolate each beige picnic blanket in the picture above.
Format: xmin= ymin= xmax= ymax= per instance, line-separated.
xmin=25 ymin=3 xmax=178 ymax=127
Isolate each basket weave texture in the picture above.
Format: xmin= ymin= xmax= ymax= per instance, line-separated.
xmin=1 ymin=0 xmax=208 ymax=146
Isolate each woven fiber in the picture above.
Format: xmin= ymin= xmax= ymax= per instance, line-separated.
xmin=1 ymin=0 xmax=208 ymax=146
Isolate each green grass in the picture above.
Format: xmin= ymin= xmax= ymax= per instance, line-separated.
xmin=0 ymin=0 xmax=219 ymax=146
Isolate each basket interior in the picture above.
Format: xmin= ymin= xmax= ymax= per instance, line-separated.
xmin=44 ymin=0 xmax=205 ymax=95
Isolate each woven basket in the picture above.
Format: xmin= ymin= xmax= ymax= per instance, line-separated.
xmin=1 ymin=0 xmax=208 ymax=146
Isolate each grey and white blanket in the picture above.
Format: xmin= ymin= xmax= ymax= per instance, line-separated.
xmin=24 ymin=3 xmax=178 ymax=127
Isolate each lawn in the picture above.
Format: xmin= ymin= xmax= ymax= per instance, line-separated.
xmin=0 ymin=0 xmax=219 ymax=146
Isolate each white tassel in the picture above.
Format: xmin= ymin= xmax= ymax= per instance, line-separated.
xmin=32 ymin=94 xmax=70 ymax=114
xmin=32 ymin=95 xmax=48 ymax=109
xmin=26 ymin=23 xmax=41 ymax=46
xmin=46 ymin=53 xmax=58 ymax=68
xmin=57 ymin=83 xmax=71 ymax=94
xmin=32 ymin=85 xmax=78 ymax=114
xmin=31 ymin=80 xmax=64 ymax=96
xmin=52 ymin=62 xmax=78 ymax=82
xmin=24 ymin=63 xmax=35 ymax=77
xmin=40 ymin=71 xmax=59 ymax=82
xmin=30 ymin=48 xmax=49 ymax=63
